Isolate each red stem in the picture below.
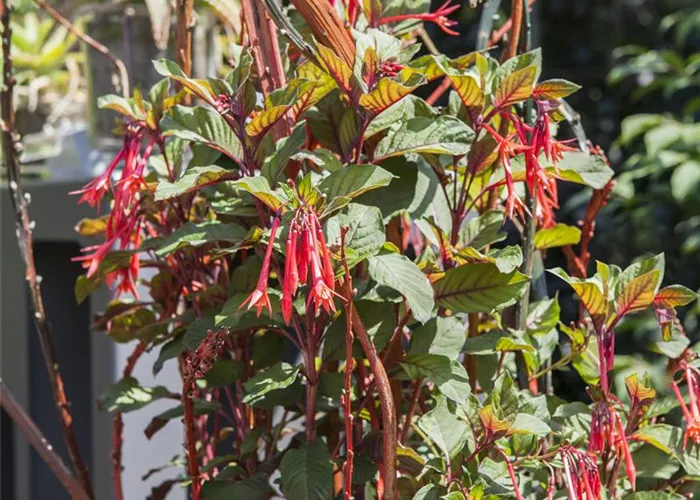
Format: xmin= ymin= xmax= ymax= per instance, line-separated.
xmin=340 ymin=228 xmax=355 ymax=499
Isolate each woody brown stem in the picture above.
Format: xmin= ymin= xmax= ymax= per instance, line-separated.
xmin=0 ymin=381 xmax=90 ymax=500
xmin=1 ymin=2 xmax=94 ymax=497
xmin=176 ymin=0 xmax=195 ymax=103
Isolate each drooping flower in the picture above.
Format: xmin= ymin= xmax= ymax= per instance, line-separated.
xmin=72 ymin=121 xmax=156 ymax=297
xmin=240 ymin=215 xmax=281 ymax=317
xmin=482 ymin=123 xmax=530 ymax=220
xmin=560 ymin=445 xmax=602 ymax=500
xmin=280 ymin=209 xmax=339 ymax=323
xmin=671 ymin=357 xmax=700 ymax=448
xmin=588 ymin=401 xmax=636 ymax=491
xmin=377 ymin=0 xmax=460 ymax=36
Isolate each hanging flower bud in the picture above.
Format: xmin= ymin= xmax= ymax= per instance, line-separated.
xmin=240 ymin=215 xmax=281 ymax=317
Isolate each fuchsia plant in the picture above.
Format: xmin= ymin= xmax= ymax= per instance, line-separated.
xmin=59 ymin=0 xmax=700 ymax=499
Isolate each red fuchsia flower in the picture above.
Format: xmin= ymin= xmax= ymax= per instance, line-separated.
xmin=482 ymin=123 xmax=530 ymax=220
xmin=377 ymin=0 xmax=460 ymax=36
xmin=560 ymin=445 xmax=602 ymax=500
xmin=671 ymin=356 xmax=700 ymax=448
xmin=280 ymin=209 xmax=339 ymax=323
xmin=589 ymin=401 xmax=636 ymax=491
xmin=241 ymin=215 xmax=281 ymax=317
xmin=72 ymin=122 xmax=157 ymax=297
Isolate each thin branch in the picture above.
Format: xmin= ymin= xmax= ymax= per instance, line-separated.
xmin=112 ymin=340 xmax=148 ymax=500
xmin=33 ymin=0 xmax=129 ymax=98
xmin=340 ymin=228 xmax=355 ymax=500
xmin=340 ymin=285 xmax=397 ymax=500
xmin=0 ymin=380 xmax=90 ymax=500
xmin=1 ymin=2 xmax=94 ymax=497
xmin=175 ymin=0 xmax=195 ymax=104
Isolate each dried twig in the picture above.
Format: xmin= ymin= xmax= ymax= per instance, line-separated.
xmin=33 ymin=0 xmax=129 ymax=98
xmin=0 ymin=380 xmax=90 ymax=500
xmin=1 ymin=2 xmax=94 ymax=497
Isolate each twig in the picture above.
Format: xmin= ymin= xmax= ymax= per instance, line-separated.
xmin=33 ymin=0 xmax=129 ymax=98
xmin=513 ymin=0 xmax=535 ymax=391
xmin=174 ymin=4 xmax=201 ymax=498
xmin=0 ymin=380 xmax=90 ymax=500
xmin=340 ymin=228 xmax=355 ymax=500
xmin=112 ymin=340 xmax=148 ymax=500
xmin=175 ymin=0 xmax=195 ymax=104
xmin=1 ymin=2 xmax=94 ymax=497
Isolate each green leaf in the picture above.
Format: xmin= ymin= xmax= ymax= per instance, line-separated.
xmin=142 ymin=221 xmax=247 ymax=256
xmin=509 ymin=413 xmax=551 ymax=436
xmin=556 ymin=152 xmax=614 ymax=189
xmin=201 ymin=472 xmax=270 ymax=500
xmin=359 ymin=73 xmax=426 ymax=115
xmin=325 ymin=204 xmax=386 ymax=269
xmin=319 ymin=164 xmax=394 ymax=204
xmin=155 ymin=165 xmax=231 ymax=200
xmin=459 ymin=210 xmax=507 ymax=250
xmin=434 ymin=263 xmax=530 ymax=314
xmin=632 ymin=424 xmax=682 ymax=456
xmin=671 ymin=160 xmax=700 ymax=202
xmin=230 ymin=176 xmax=286 ymax=210
xmin=261 ymin=122 xmax=307 ymax=184
xmin=153 ymin=59 xmax=223 ymax=104
xmin=153 ymin=331 xmax=185 ymax=375
xmin=367 ymin=253 xmax=434 ymax=323
xmin=463 ymin=330 xmax=529 ymax=355
xmin=526 ymin=297 xmax=560 ymax=335
xmin=492 ymin=65 xmax=537 ymax=109
xmin=533 ymin=223 xmax=582 ymax=249
xmin=183 ymin=316 xmax=215 ymax=350
xmin=401 ymin=354 xmax=471 ymax=404
xmin=97 ymin=376 xmax=171 ymax=413
xmin=242 ymin=363 xmax=300 ymax=407
xmin=97 ymin=94 xmax=146 ymax=121
xmin=549 ymin=268 xmax=609 ymax=321
xmin=162 ymin=105 xmax=242 ymax=161
xmin=204 ymin=359 xmax=244 ymax=388
xmin=615 ymin=270 xmax=661 ymax=318
xmin=409 ymin=317 xmax=465 ymax=357
xmin=374 ymin=116 xmax=474 ymax=161
xmin=533 ymin=79 xmax=581 ymax=99
xmin=655 ymin=285 xmax=698 ymax=308
xmin=355 ymin=156 xmax=448 ymax=223
xmin=280 ymin=441 xmax=333 ymax=500
xmin=417 ymin=396 xmax=470 ymax=459
xmin=485 ymin=372 xmax=519 ymax=421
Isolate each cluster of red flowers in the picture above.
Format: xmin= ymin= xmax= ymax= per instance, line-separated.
xmin=671 ymin=353 xmax=700 ymax=448
xmin=589 ymin=401 xmax=636 ymax=490
xmin=71 ymin=122 xmax=156 ymax=296
xmin=241 ymin=207 xmax=338 ymax=323
xmin=560 ymin=445 xmax=602 ymax=500
xmin=484 ymin=104 xmax=576 ymax=225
